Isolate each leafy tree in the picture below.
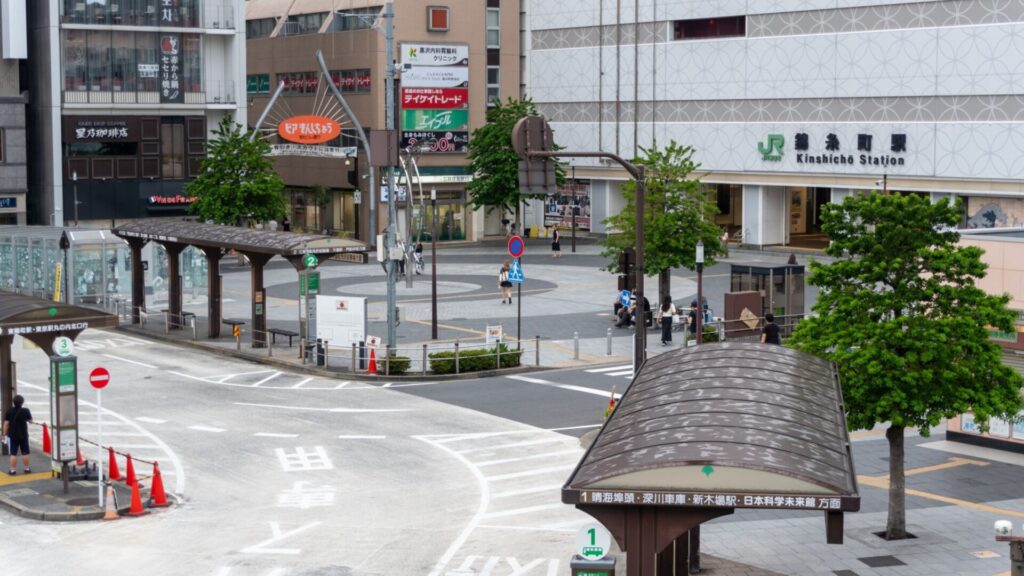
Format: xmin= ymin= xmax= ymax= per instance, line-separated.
xmin=187 ymin=116 xmax=286 ymax=225
xmin=466 ymin=97 xmax=564 ymax=227
xmin=600 ymin=141 xmax=724 ymax=302
xmin=787 ymin=192 xmax=1023 ymax=540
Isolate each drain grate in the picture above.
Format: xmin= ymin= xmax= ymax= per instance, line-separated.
xmin=858 ymin=556 xmax=906 ymax=568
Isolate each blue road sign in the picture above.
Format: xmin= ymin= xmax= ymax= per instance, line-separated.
xmin=509 ymin=259 xmax=525 ymax=284
xmin=619 ymin=290 xmax=631 ymax=307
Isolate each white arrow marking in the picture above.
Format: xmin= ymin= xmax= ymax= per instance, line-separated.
xmin=240 ymin=521 xmax=322 ymax=555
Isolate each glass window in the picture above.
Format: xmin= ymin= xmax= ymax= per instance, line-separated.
xmin=673 ymin=16 xmax=746 ymax=40
xmin=136 ymin=31 xmax=159 ymax=93
xmin=111 ymin=32 xmax=136 ymax=92
xmin=327 ymin=7 xmax=381 ymax=32
xmin=182 ymin=34 xmax=202 ymax=93
xmin=63 ymin=30 xmax=88 ymax=91
xmin=331 ymin=69 xmax=372 ymax=93
xmin=246 ymin=18 xmax=276 ymax=39
xmin=161 ymin=119 xmax=185 ymax=179
xmin=283 ymin=12 xmax=326 ymax=35
xmin=486 ymin=8 xmax=500 ymax=48
xmin=87 ymin=30 xmax=112 ymax=91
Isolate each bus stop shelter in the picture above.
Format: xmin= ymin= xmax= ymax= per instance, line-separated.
xmin=112 ymin=220 xmax=370 ymax=346
xmin=563 ymin=342 xmax=860 ymax=576
xmin=0 ymin=292 xmax=119 ymax=451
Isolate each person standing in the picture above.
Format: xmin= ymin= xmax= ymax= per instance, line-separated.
xmin=657 ymin=296 xmax=677 ymax=346
xmin=687 ymin=300 xmax=699 ymax=345
xmin=3 ymin=395 xmax=33 ymax=475
xmin=551 ymin=228 xmax=561 ymax=258
xmin=282 ymin=216 xmax=291 ymax=232
xmin=498 ymin=260 xmax=513 ymax=304
xmin=761 ymin=313 xmax=781 ymax=344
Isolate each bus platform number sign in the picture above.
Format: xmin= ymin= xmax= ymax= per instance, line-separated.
xmin=576 ymin=524 xmax=611 ymax=561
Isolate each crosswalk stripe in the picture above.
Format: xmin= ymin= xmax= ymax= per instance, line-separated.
xmin=188 ymin=425 xmax=226 ymax=433
xmin=607 ymin=370 xmax=635 ymax=377
xmin=481 ymin=503 xmax=567 ymax=519
xmin=585 ymin=364 xmax=632 ymax=373
xmin=485 ymin=464 xmax=577 ymax=482
xmin=476 ymin=449 xmax=581 ymax=467
xmin=554 ymin=384 xmax=621 ymax=399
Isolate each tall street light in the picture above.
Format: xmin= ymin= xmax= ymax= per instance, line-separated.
xmin=695 ymin=239 xmax=704 ymax=345
xmin=430 ymin=187 xmax=438 ymax=339
xmin=380 ymin=2 xmax=398 ymax=356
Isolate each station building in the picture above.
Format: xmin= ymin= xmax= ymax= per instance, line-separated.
xmin=523 ymin=0 xmax=1024 ymax=247
xmin=24 ymin=0 xmax=247 ymax=226
xmin=0 ymin=1 xmax=28 ymax=226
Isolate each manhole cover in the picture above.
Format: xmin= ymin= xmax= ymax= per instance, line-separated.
xmin=858 ymin=556 xmax=906 ymax=568
xmin=66 ymin=498 xmax=99 ymax=506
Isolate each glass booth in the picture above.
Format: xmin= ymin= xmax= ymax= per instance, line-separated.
xmin=729 ymin=262 xmax=806 ymax=332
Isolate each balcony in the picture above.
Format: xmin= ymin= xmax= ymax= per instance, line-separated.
xmin=63 ymin=81 xmax=236 ymax=106
xmin=60 ymin=1 xmax=235 ymax=30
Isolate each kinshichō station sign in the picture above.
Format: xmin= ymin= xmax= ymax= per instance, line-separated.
xmin=758 ymin=131 xmax=908 ymax=168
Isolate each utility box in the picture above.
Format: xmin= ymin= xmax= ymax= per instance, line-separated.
xmin=570 ymin=555 xmax=615 ymax=576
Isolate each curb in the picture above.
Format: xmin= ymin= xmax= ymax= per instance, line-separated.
xmin=0 ymin=490 xmax=141 ymax=522
xmin=117 ymin=325 xmax=551 ymax=382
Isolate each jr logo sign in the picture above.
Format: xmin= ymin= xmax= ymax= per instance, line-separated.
xmin=758 ymin=134 xmax=785 ymax=162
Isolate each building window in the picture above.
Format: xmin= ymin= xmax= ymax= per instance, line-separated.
xmin=161 ymin=119 xmax=185 ymax=179
xmin=0 ymin=129 xmax=4 ymax=163
xmin=672 ymin=16 xmax=745 ymax=40
xmin=486 ymin=8 xmax=500 ymax=48
xmin=427 ymin=6 xmax=449 ymax=32
xmin=282 ymin=12 xmax=326 ymax=36
xmin=276 ymin=70 xmax=371 ymax=95
xmin=246 ymin=18 xmax=276 ymax=39
xmin=328 ymin=7 xmax=382 ymax=32
xmin=62 ymin=31 xmax=201 ymax=96
xmin=487 ymin=65 xmax=500 ymax=105
xmin=63 ymin=0 xmax=200 ymax=27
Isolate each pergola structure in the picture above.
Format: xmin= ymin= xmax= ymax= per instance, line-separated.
xmin=112 ymin=220 xmax=370 ymax=346
xmin=563 ymin=342 xmax=860 ymax=576
xmin=0 ymin=292 xmax=118 ymax=452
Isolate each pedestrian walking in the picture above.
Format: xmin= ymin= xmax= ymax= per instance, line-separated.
xmin=761 ymin=312 xmax=781 ymax=345
xmin=687 ymin=300 xmax=699 ymax=345
xmin=499 ymin=259 xmax=513 ymax=304
xmin=657 ymin=296 xmax=677 ymax=346
xmin=551 ymin=228 xmax=561 ymax=258
xmin=3 ymin=395 xmax=33 ymax=475
xmin=282 ymin=216 xmax=291 ymax=232
xmin=413 ymin=242 xmax=424 ymax=275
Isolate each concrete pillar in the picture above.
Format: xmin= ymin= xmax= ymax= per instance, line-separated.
xmin=201 ymin=247 xmax=223 ymax=338
xmin=128 ymin=238 xmax=147 ymax=324
xmin=245 ymin=253 xmax=272 ymax=348
xmin=161 ymin=242 xmax=186 ymax=330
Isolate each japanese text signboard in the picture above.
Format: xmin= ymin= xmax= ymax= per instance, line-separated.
xmin=400 ymin=43 xmax=470 ymax=154
xmin=403 ymin=44 xmax=469 ymax=67
xmin=573 ymin=489 xmax=856 ymax=511
xmin=278 ymin=115 xmax=342 ymax=145
xmin=159 ymin=34 xmax=183 ymax=103
xmin=401 ymin=88 xmax=468 ymax=109
xmin=401 ymin=109 xmax=469 ymax=132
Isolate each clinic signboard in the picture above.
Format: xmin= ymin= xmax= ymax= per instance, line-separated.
xmin=400 ymin=43 xmax=469 ymax=154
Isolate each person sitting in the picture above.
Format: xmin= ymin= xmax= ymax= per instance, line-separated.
xmin=616 ymin=300 xmax=636 ymax=328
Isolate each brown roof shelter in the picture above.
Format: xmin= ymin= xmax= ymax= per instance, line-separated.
xmin=563 ymin=342 xmax=860 ymax=576
xmin=0 ymin=292 xmax=119 ymax=453
xmin=112 ymin=219 xmax=370 ymax=346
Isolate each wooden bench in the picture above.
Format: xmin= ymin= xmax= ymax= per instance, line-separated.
xmin=269 ymin=327 xmax=299 ymax=347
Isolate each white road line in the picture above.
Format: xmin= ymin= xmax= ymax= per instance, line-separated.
xmin=506 ymin=375 xmax=552 ymax=384
xmin=384 ymin=381 xmax=439 ymax=388
xmin=585 ymin=364 xmax=633 ymax=373
xmin=251 ymin=372 xmax=283 ymax=387
xmin=485 ymin=464 xmax=577 ymax=482
xmin=457 ymin=438 xmax=564 ymax=455
xmin=475 ymin=449 xmax=581 ymax=467
xmin=102 ymin=354 xmax=157 ymax=369
xmin=188 ymin=425 xmax=227 ymax=433
xmin=481 ymin=503 xmax=567 ymax=519
xmin=78 ymin=421 xmax=129 ymax=426
xmin=338 ymin=435 xmax=386 ymax=440
xmin=491 ymin=484 xmax=565 ymax=500
xmin=334 ymin=381 xmax=351 ymax=389
xmin=554 ymin=384 xmax=621 ymax=399
xmin=255 ymin=432 xmax=299 ymax=438
xmin=606 ymin=370 xmax=635 ymax=377
xmin=213 ymin=370 xmax=276 ymax=384
xmin=382 ymin=382 xmax=393 ymax=388
xmin=290 ymin=377 xmax=313 ymax=389
xmin=109 ymin=444 xmax=161 ymax=450
xmin=235 ymin=402 xmax=413 ymax=413
xmin=135 ymin=417 xmax=167 ymax=424
xmin=547 ymin=424 xmax=602 ymax=432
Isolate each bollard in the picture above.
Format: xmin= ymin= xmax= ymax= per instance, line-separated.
xmin=384 ymin=351 xmax=390 ymax=376
xmin=324 ymin=341 xmax=329 ymax=368
xmin=422 ymin=344 xmax=428 ymax=376
xmin=574 ymin=331 xmax=580 ymax=360
xmin=267 ymin=332 xmax=273 ymax=358
xmin=535 ymin=336 xmax=540 ymax=366
xmin=300 ymin=338 xmax=307 ymax=364
xmin=352 ymin=343 xmax=358 ymax=373
xmin=455 ymin=340 xmax=460 ymax=374
xmin=496 ymin=342 xmax=501 ymax=370
xmin=236 ymin=330 xmax=241 ymax=352
xmin=191 ymin=316 xmax=197 ymax=341
xmin=606 ymin=327 xmax=613 ymax=356
xmin=164 ymin=311 xmax=169 ymax=334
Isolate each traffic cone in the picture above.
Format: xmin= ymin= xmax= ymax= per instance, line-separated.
xmin=76 ymin=449 xmax=84 ymax=466
xmin=368 ymin=348 xmax=378 ymax=375
xmin=149 ymin=462 xmax=169 ymax=508
xmin=107 ymin=447 xmax=122 ymax=481
xmin=42 ymin=423 xmax=51 ymax=455
xmin=125 ymin=454 xmax=137 ymax=486
xmin=102 ymin=484 xmax=120 ymax=521
xmin=125 ymin=478 xmax=148 ymax=517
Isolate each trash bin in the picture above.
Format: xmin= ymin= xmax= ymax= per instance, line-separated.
xmin=570 ymin=555 xmax=615 ymax=576
xmin=315 ymin=339 xmax=325 ymax=367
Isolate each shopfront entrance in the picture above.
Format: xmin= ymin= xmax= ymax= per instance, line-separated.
xmin=787 ymin=187 xmax=831 ymax=249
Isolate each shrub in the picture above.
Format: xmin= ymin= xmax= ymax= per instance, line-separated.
xmin=429 ymin=343 xmax=523 ymax=374
xmin=383 ymin=355 xmax=411 ymax=375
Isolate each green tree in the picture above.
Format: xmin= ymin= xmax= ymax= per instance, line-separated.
xmin=187 ymin=116 xmax=286 ymax=225
xmin=600 ymin=141 xmax=724 ymax=302
xmin=466 ymin=97 xmax=563 ymax=227
xmin=787 ymin=192 xmax=1023 ymax=540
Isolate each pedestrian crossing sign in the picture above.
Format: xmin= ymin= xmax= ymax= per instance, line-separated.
xmin=508 ymin=259 xmax=524 ymax=283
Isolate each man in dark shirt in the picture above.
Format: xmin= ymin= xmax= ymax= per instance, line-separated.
xmin=761 ymin=313 xmax=781 ymax=345
xmin=3 ymin=394 xmax=33 ymax=475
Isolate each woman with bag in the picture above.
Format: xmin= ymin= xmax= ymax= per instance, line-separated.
xmin=656 ymin=296 xmax=677 ymax=346
xmin=498 ymin=260 xmax=513 ymax=304
xmin=551 ymin=228 xmax=561 ymax=258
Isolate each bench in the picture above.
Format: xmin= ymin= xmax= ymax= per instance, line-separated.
xmin=161 ymin=309 xmax=196 ymax=328
xmin=269 ymin=327 xmax=299 ymax=347
xmin=222 ymin=318 xmax=246 ymax=335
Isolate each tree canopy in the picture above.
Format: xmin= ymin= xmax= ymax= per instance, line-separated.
xmin=787 ymin=192 xmax=1023 ymax=538
xmin=187 ymin=116 xmax=286 ymax=225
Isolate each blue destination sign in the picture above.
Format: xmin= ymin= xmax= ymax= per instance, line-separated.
xmin=0 ymin=197 xmax=16 ymax=209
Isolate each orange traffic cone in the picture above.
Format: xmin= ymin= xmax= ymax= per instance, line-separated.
xmin=76 ymin=449 xmax=85 ymax=466
xmin=149 ymin=462 xmax=169 ymax=508
xmin=102 ymin=484 xmax=120 ymax=521
xmin=108 ymin=447 xmax=122 ymax=481
xmin=368 ymin=348 xmax=378 ymax=375
xmin=125 ymin=454 xmax=137 ymax=486
xmin=125 ymin=478 xmax=148 ymax=516
xmin=42 ymin=423 xmax=51 ymax=455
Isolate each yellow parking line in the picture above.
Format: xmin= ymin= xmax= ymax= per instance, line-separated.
xmin=0 ymin=471 xmax=54 ymax=486
xmin=860 ymin=457 xmax=989 ymax=485
xmin=857 ymin=471 xmax=1024 ymax=521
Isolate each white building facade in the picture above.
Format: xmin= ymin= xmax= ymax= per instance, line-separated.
xmin=524 ymin=0 xmax=1024 ymax=245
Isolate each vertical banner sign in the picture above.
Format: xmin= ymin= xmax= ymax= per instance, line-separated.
xmin=49 ymin=352 xmax=79 ymax=465
xmin=159 ymin=34 xmax=183 ymax=103
xmin=160 ymin=0 xmax=181 ymax=25
xmin=400 ymin=43 xmax=470 ymax=154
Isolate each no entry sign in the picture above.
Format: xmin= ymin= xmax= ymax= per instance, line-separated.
xmin=89 ymin=366 xmax=110 ymax=389
xmin=507 ymin=235 xmax=525 ymax=259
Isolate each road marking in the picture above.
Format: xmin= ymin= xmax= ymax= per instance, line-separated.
xmin=255 ymin=433 xmax=299 ymax=438
xmin=458 ymin=438 xmax=564 ymax=455
xmin=290 ymin=378 xmax=313 ymax=389
xmin=506 ymin=375 xmax=621 ymax=399
xmin=382 ymin=382 xmax=393 ymax=388
xmin=234 ymin=402 xmax=413 ymax=413
xmin=97 ymin=432 xmax=149 ymax=437
xmin=240 ymin=521 xmax=323 ymax=555
xmin=585 ymin=365 xmax=632 ymax=373
xmin=921 ymin=440 xmax=1024 ymax=467
xmin=485 ymin=464 xmax=577 ymax=482
xmin=188 ymin=425 xmax=227 ymax=433
xmin=334 ymin=381 xmax=351 ymax=389
xmin=101 ymin=353 xmax=157 ymax=369
xmin=251 ymin=372 xmax=283 ymax=387
xmin=108 ymin=443 xmax=160 ymax=449
xmin=481 ymin=503 xmax=567 ymax=519
xmin=543 ymin=517 xmax=594 ymax=530
xmin=430 ymin=425 xmax=600 ymax=442
xmin=338 ymin=435 xmax=386 ymax=440
xmin=861 ymin=457 xmax=989 ymax=482
xmin=136 ymin=417 xmax=167 ymax=424
xmin=857 ymin=475 xmax=1024 ymax=519
xmin=213 ymin=370 xmax=277 ymax=384
xmin=476 ymin=449 xmax=581 ymax=467
xmin=492 ymin=484 xmax=564 ymax=500
xmin=0 ymin=471 xmax=55 ymax=486
xmin=506 ymin=375 xmax=550 ymax=384
xmin=606 ymin=370 xmax=634 ymax=377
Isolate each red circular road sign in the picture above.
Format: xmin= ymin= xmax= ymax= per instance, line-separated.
xmin=89 ymin=367 xmax=110 ymax=389
xmin=507 ymin=235 xmax=525 ymax=259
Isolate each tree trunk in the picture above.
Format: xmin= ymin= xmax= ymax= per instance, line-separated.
xmin=885 ymin=425 xmax=907 ymax=539
xmin=658 ymin=268 xmax=671 ymax=305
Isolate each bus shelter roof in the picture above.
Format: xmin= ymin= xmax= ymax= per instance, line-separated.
xmin=113 ymin=219 xmax=370 ymax=256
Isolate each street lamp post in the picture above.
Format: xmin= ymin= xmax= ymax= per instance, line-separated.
xmin=571 ymin=164 xmax=577 ymax=253
xmin=380 ymin=1 xmax=399 ymax=356
xmin=430 ymin=188 xmax=438 ymax=340
xmin=695 ymin=239 xmax=704 ymax=345
xmin=72 ymin=171 xmax=79 ymax=227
